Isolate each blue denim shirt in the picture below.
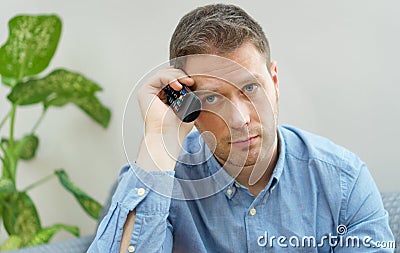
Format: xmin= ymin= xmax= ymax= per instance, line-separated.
xmin=87 ymin=126 xmax=394 ymax=252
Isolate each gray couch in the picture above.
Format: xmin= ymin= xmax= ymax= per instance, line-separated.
xmin=6 ymin=191 xmax=399 ymax=252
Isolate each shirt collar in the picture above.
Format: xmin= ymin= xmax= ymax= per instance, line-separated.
xmin=269 ymin=126 xmax=286 ymax=188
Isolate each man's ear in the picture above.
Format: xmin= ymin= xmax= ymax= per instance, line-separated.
xmin=269 ymin=60 xmax=279 ymax=96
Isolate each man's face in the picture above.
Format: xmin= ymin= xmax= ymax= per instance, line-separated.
xmin=184 ymin=42 xmax=279 ymax=169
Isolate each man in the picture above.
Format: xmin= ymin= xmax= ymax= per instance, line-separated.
xmin=88 ymin=4 xmax=394 ymax=253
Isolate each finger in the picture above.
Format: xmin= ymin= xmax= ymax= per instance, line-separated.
xmin=147 ymin=68 xmax=194 ymax=92
xmin=177 ymin=76 xmax=195 ymax=87
xmin=169 ymin=80 xmax=183 ymax=90
xmin=162 ymin=68 xmax=194 ymax=89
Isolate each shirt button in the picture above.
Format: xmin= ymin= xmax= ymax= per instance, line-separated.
xmin=137 ymin=188 xmax=146 ymax=197
xmin=249 ymin=208 xmax=257 ymax=216
xmin=227 ymin=188 xmax=233 ymax=195
xmin=128 ymin=245 xmax=135 ymax=252
xmin=234 ymin=182 xmax=240 ymax=188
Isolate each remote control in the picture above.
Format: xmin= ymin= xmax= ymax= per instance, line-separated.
xmin=163 ymin=84 xmax=201 ymax=122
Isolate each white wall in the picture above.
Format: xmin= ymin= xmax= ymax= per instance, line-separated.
xmin=0 ymin=0 xmax=399 ymax=242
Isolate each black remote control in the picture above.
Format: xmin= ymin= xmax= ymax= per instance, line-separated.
xmin=163 ymin=84 xmax=201 ymax=122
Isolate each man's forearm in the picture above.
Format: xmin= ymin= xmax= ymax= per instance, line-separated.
xmin=88 ymin=163 xmax=175 ymax=253
xmin=120 ymin=210 xmax=136 ymax=253
xmin=137 ymin=132 xmax=184 ymax=172
xmin=119 ymin=134 xmax=179 ymax=252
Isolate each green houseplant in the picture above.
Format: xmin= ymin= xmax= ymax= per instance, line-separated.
xmin=0 ymin=14 xmax=111 ymax=250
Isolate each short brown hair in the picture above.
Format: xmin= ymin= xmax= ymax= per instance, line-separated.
xmin=169 ymin=4 xmax=271 ymax=65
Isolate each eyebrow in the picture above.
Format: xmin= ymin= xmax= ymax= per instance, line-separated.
xmin=193 ymin=85 xmax=222 ymax=93
xmin=190 ymin=71 xmax=264 ymax=94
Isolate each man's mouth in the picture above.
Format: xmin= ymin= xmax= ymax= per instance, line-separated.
xmin=229 ymin=135 xmax=259 ymax=148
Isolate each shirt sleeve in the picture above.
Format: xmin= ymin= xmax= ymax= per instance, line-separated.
xmin=333 ymin=162 xmax=395 ymax=252
xmin=87 ymin=163 xmax=175 ymax=253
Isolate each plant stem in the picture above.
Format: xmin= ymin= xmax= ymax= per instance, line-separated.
xmin=0 ymin=142 xmax=4 ymax=163
xmin=23 ymin=173 xmax=56 ymax=192
xmin=9 ymin=104 xmax=17 ymax=148
xmin=0 ymin=110 xmax=11 ymax=132
xmin=7 ymin=104 xmax=18 ymax=182
xmin=0 ymin=144 xmax=6 ymax=176
xmin=31 ymin=108 xmax=47 ymax=134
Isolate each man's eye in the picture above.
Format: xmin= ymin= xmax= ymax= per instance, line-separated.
xmin=244 ymin=84 xmax=257 ymax=93
xmin=205 ymin=95 xmax=217 ymax=104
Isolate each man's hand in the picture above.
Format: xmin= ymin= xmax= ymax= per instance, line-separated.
xmin=136 ymin=67 xmax=195 ymax=171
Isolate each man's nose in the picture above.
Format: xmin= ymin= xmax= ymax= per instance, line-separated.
xmin=227 ymin=97 xmax=251 ymax=129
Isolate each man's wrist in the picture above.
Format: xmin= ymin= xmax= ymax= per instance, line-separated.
xmin=136 ymin=133 xmax=182 ymax=171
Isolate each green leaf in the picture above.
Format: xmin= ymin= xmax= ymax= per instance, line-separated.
xmin=7 ymin=69 xmax=102 ymax=106
xmin=1 ymin=76 xmax=18 ymax=87
xmin=0 ymin=178 xmax=15 ymax=193
xmin=0 ymin=15 xmax=62 ymax=80
xmin=44 ymin=96 xmax=70 ymax=107
xmin=1 ymin=145 xmax=14 ymax=181
xmin=55 ymin=169 xmax=102 ymax=219
xmin=7 ymin=77 xmax=51 ymax=105
xmin=6 ymin=69 xmax=111 ymax=128
xmin=16 ymin=134 xmax=39 ymax=160
xmin=0 ymin=235 xmax=23 ymax=251
xmin=25 ymin=224 xmax=79 ymax=247
xmin=72 ymin=95 xmax=111 ymax=128
xmin=45 ymin=94 xmax=111 ymax=128
xmin=2 ymin=192 xmax=41 ymax=244
xmin=2 ymin=135 xmax=39 ymax=161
